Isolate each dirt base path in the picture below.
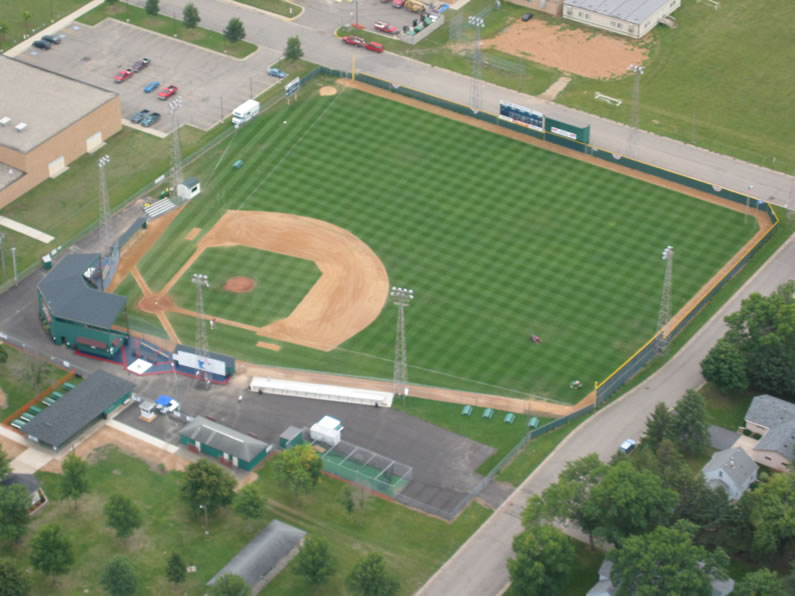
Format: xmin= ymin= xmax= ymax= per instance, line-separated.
xmin=131 ymin=267 xmax=180 ymax=346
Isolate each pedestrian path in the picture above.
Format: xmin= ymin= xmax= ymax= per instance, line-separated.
xmin=0 ymin=216 xmax=54 ymax=243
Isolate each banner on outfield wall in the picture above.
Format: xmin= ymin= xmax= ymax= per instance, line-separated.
xmin=285 ymin=77 xmax=301 ymax=98
xmin=174 ymin=349 xmax=227 ymax=377
xmin=544 ymin=117 xmax=591 ymax=144
xmin=499 ymin=100 xmax=544 ymax=132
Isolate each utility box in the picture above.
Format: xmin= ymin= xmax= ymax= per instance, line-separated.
xmin=310 ymin=416 xmax=343 ymax=447
xmin=279 ymin=426 xmax=303 ymax=449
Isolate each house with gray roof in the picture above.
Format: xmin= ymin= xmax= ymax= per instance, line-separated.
xmin=744 ymin=394 xmax=795 ymax=471
xmin=22 ymin=370 xmax=134 ymax=451
xmin=0 ymin=473 xmax=45 ymax=510
xmin=180 ymin=417 xmax=271 ymax=471
xmin=702 ymin=447 xmax=758 ymax=502
xmin=563 ymin=0 xmax=681 ymax=39
xmin=207 ymin=520 xmax=305 ymax=593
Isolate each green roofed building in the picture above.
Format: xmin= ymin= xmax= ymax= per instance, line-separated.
xmin=37 ymin=253 xmax=129 ymax=356
xmin=22 ymin=370 xmax=134 ymax=451
xmin=180 ymin=416 xmax=272 ymax=471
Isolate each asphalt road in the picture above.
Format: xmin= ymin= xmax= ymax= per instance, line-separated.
xmin=418 ymin=234 xmax=795 ymax=595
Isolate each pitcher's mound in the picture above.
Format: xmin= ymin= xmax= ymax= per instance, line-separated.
xmin=225 ymin=277 xmax=255 ymax=293
xmin=139 ymin=294 xmax=174 ymax=313
xmin=319 ymin=86 xmax=337 ymax=96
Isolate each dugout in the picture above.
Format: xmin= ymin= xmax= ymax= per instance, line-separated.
xmin=180 ymin=416 xmax=271 ymax=470
xmin=37 ymin=253 xmax=129 ymax=356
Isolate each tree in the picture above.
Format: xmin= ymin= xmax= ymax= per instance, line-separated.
xmin=0 ymin=485 xmax=31 ymax=543
xmin=642 ymin=402 xmax=674 ymax=451
xmin=100 ymin=556 xmax=137 ymax=596
xmin=743 ymin=472 xmax=795 ymax=558
xmin=273 ymin=444 xmax=322 ymax=501
xmin=701 ymin=338 xmax=749 ymax=393
xmin=522 ymin=453 xmax=607 ymax=549
xmin=610 ymin=520 xmax=728 ymax=596
xmin=21 ymin=11 xmax=31 ymax=32
xmin=104 ymin=494 xmax=142 ymax=538
xmin=0 ymin=444 xmax=11 ymax=480
xmin=0 ymin=558 xmax=30 ymax=596
xmin=670 ymin=390 xmax=710 ymax=456
xmin=144 ymin=0 xmax=159 ymax=16
xmin=61 ymin=452 xmax=89 ymax=507
xmin=210 ymin=574 xmax=251 ymax=596
xmin=223 ymin=17 xmax=245 ymax=42
xmin=339 ymin=484 xmax=370 ymax=514
xmin=233 ymin=484 xmax=266 ymax=530
xmin=29 ymin=524 xmax=74 ymax=583
xmin=582 ymin=460 xmax=678 ymax=545
xmin=182 ymin=3 xmax=201 ymax=29
xmin=285 ymin=36 xmax=304 ymax=60
xmin=346 ymin=553 xmax=399 ymax=596
xmin=294 ymin=536 xmax=336 ymax=586
xmin=733 ymin=568 xmax=786 ymax=596
xmin=20 ymin=359 xmax=49 ymax=394
xmin=179 ymin=458 xmax=236 ymax=515
xmin=507 ymin=525 xmax=575 ymax=596
xmin=165 ymin=552 xmax=186 ymax=586
xmin=0 ymin=344 xmax=8 ymax=364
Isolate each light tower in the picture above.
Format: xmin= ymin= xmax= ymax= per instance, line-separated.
xmin=627 ymin=64 xmax=644 ymax=156
xmin=192 ymin=273 xmax=211 ymax=388
xmin=169 ymin=96 xmax=184 ymax=200
xmin=0 ymin=232 xmax=6 ymax=281
xmin=468 ymin=16 xmax=485 ymax=113
xmin=98 ymin=154 xmax=112 ymax=256
xmin=744 ymin=184 xmax=754 ymax=224
xmin=391 ymin=287 xmax=414 ymax=403
xmin=657 ymin=245 xmax=674 ymax=350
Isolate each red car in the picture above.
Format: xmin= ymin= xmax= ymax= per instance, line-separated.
xmin=374 ymin=21 xmax=398 ymax=34
xmin=392 ymin=0 xmax=405 ymax=7
xmin=342 ymin=35 xmax=366 ymax=47
xmin=158 ymin=85 xmax=178 ymax=100
xmin=114 ymin=69 xmax=133 ymax=83
xmin=365 ymin=42 xmax=384 ymax=53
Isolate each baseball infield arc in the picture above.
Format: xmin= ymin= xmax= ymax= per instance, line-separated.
xmin=160 ymin=210 xmax=390 ymax=352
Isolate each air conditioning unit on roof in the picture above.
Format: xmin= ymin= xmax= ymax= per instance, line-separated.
xmin=15 ymin=122 xmax=28 ymax=132
xmin=0 ymin=117 xmax=11 ymax=126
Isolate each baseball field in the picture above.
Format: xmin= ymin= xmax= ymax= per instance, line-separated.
xmin=116 ymin=85 xmax=754 ymax=403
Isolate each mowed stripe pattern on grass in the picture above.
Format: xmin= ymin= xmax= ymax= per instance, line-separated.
xmin=135 ymin=88 xmax=751 ymax=401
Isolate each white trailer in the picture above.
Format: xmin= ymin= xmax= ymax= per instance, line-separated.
xmin=310 ymin=416 xmax=343 ymax=447
xmin=231 ymin=99 xmax=260 ymax=128
xmin=248 ymin=376 xmax=392 ymax=407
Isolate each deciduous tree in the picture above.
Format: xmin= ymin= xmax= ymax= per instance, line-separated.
xmin=29 ymin=524 xmax=74 ymax=583
xmin=670 ymin=390 xmax=710 ymax=456
xmin=165 ymin=552 xmax=186 ymax=586
xmin=744 ymin=472 xmax=795 ymax=558
xmin=145 ymin=0 xmax=159 ymax=16
xmin=285 ymin=36 xmax=303 ymax=60
xmin=233 ymin=483 xmax=266 ymax=531
xmin=0 ymin=485 xmax=31 ymax=543
xmin=182 ymin=3 xmax=200 ymax=29
xmin=294 ymin=536 xmax=336 ymax=586
xmin=346 ymin=553 xmax=399 ymax=596
xmin=104 ymin=494 xmax=142 ymax=538
xmin=0 ymin=444 xmax=11 ymax=480
xmin=210 ymin=574 xmax=251 ymax=596
xmin=733 ymin=568 xmax=787 ymax=596
xmin=0 ymin=557 xmax=29 ymax=596
xmin=223 ymin=18 xmax=245 ymax=42
xmin=700 ymin=338 xmax=749 ymax=393
xmin=507 ymin=525 xmax=574 ymax=596
xmin=273 ymin=444 xmax=322 ymax=501
xmin=61 ymin=452 xmax=89 ymax=507
xmin=100 ymin=556 xmax=137 ymax=596
xmin=179 ymin=459 xmax=236 ymax=515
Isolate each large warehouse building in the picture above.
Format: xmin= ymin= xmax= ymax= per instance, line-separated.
xmin=563 ymin=0 xmax=681 ymax=39
xmin=0 ymin=56 xmax=121 ymax=209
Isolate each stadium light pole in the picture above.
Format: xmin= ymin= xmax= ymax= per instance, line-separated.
xmin=0 ymin=232 xmax=5 ymax=280
xmin=391 ymin=287 xmax=414 ymax=404
xmin=657 ymin=245 xmax=674 ymax=351
xmin=627 ymin=64 xmax=644 ymax=156
xmin=468 ymin=16 xmax=485 ymax=113
xmin=745 ymin=184 xmax=754 ymax=224
xmin=192 ymin=273 xmax=211 ymax=388
xmin=98 ymin=154 xmax=112 ymax=257
xmin=10 ymin=247 xmax=18 ymax=286
xmin=169 ymin=96 xmax=184 ymax=200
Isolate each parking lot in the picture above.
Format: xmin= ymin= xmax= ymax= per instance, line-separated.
xmin=343 ymin=0 xmax=441 ymax=40
xmin=18 ymin=19 xmax=283 ymax=131
xmin=117 ymin=372 xmax=496 ymax=517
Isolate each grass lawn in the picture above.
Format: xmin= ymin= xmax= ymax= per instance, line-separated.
xmin=393 ymin=397 xmax=547 ymax=475
xmin=0 ymin=0 xmax=87 ymax=51
xmin=700 ymin=383 xmax=755 ymax=431
xmin=168 ymin=246 xmax=321 ymax=327
xmin=0 ymin=343 xmax=68 ymax=418
xmin=0 ymin=446 xmax=490 ymax=595
xmin=126 ymin=87 xmax=750 ymax=403
xmin=77 ymin=2 xmax=257 ymax=59
xmin=237 ymin=0 xmax=301 ymax=19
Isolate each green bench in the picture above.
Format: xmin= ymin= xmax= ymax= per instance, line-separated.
xmin=51 ymin=391 xmax=63 ymax=399
xmin=29 ymin=406 xmax=43 ymax=414
xmin=43 ymin=397 xmax=56 ymax=406
xmin=461 ymin=405 xmax=473 ymax=416
xmin=528 ymin=416 xmax=540 ymax=429
xmin=20 ymin=413 xmax=34 ymax=422
xmin=63 ymin=382 xmax=75 ymax=390
xmin=11 ymin=419 xmax=27 ymax=429
xmin=504 ymin=412 xmax=516 ymax=424
xmin=482 ymin=407 xmax=494 ymax=420
xmin=233 ymin=159 xmax=244 ymax=169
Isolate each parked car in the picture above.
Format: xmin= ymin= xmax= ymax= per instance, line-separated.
xmin=619 ymin=438 xmax=637 ymax=454
xmin=342 ymin=35 xmax=366 ymax=47
xmin=158 ymin=85 xmax=178 ymax=100
xmin=131 ymin=109 xmax=150 ymax=124
xmin=32 ymin=39 xmax=51 ymax=50
xmin=268 ymin=67 xmax=287 ymax=78
xmin=131 ymin=58 xmax=150 ymax=72
xmin=392 ymin=0 xmax=406 ymax=7
xmin=157 ymin=398 xmax=180 ymax=414
xmin=521 ymin=12 xmax=534 ymax=21
xmin=140 ymin=112 xmax=161 ymax=127
xmin=42 ymin=34 xmax=61 ymax=45
xmin=114 ymin=69 xmax=133 ymax=83
xmin=365 ymin=41 xmax=384 ymax=53
xmin=144 ymin=81 xmax=160 ymax=93
xmin=374 ymin=21 xmax=398 ymax=34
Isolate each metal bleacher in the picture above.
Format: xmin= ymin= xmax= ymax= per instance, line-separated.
xmin=144 ymin=198 xmax=176 ymax=219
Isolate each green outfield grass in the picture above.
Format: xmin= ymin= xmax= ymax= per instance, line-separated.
xmin=113 ymin=274 xmax=168 ymax=339
xmin=168 ymin=246 xmax=321 ymax=327
xmin=127 ymin=87 xmax=752 ymax=403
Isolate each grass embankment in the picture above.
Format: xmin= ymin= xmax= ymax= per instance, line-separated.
xmin=0 ymin=344 xmax=67 ymax=417
xmin=237 ymin=0 xmax=301 ymax=19
xmin=0 ymin=0 xmax=86 ymax=52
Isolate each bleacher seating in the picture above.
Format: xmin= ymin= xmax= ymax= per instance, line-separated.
xmin=504 ymin=412 xmax=516 ymax=424
xmin=482 ymin=408 xmax=494 ymax=420
xmin=461 ymin=405 xmax=473 ymax=416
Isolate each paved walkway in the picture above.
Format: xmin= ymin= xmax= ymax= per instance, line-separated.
xmin=0 ymin=216 xmax=55 ymax=243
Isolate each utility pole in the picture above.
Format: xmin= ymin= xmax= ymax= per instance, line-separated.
xmin=98 ymin=155 xmax=112 ymax=257
xmin=745 ymin=184 xmax=754 ymax=224
xmin=468 ymin=16 xmax=485 ymax=113
xmin=391 ymin=287 xmax=414 ymax=404
xmin=657 ymin=245 xmax=674 ymax=351
xmin=169 ymin=96 xmax=184 ymax=200
xmin=192 ymin=273 xmax=211 ymax=388
xmin=627 ymin=64 xmax=644 ymax=156
xmin=11 ymin=247 xmax=18 ymax=286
